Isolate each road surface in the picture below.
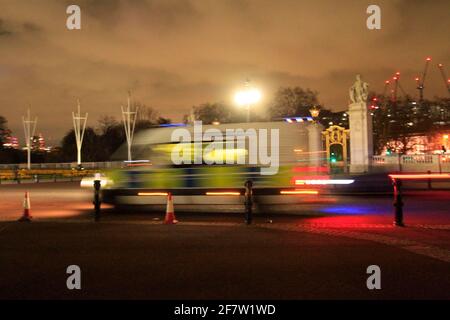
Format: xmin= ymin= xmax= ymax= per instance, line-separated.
xmin=0 ymin=182 xmax=449 ymax=299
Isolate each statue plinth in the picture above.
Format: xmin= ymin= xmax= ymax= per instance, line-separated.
xmin=348 ymin=101 xmax=373 ymax=173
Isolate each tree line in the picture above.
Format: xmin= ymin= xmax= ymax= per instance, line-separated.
xmin=0 ymin=104 xmax=171 ymax=164
xmin=1 ymin=88 xmax=449 ymax=164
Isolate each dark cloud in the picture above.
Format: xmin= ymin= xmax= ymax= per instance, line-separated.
xmin=22 ymin=22 xmax=41 ymax=33
xmin=0 ymin=0 xmax=449 ymax=144
xmin=0 ymin=19 xmax=13 ymax=36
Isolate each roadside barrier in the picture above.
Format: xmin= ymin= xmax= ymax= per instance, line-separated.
xmin=244 ymin=180 xmax=253 ymax=225
xmin=93 ymin=174 xmax=102 ymax=222
xmin=0 ymin=168 xmax=98 ymax=184
xmin=391 ymin=179 xmax=404 ymax=227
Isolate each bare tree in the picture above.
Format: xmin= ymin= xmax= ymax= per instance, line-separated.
xmin=135 ymin=103 xmax=159 ymax=123
xmin=97 ymin=115 xmax=118 ymax=135
xmin=269 ymin=87 xmax=320 ymax=119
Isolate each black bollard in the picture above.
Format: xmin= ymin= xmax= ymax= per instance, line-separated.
xmin=93 ymin=178 xmax=101 ymax=222
xmin=427 ymin=170 xmax=432 ymax=190
xmin=392 ymin=179 xmax=405 ymax=227
xmin=15 ymin=168 xmax=20 ymax=184
xmin=244 ymin=180 xmax=253 ymax=225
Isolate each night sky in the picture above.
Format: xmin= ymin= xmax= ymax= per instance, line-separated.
xmin=0 ymin=0 xmax=449 ymax=144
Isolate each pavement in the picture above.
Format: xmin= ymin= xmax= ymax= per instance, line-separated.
xmin=0 ymin=182 xmax=449 ymax=299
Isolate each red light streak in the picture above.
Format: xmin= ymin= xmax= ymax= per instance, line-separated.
xmin=127 ymin=163 xmax=153 ymax=167
xmin=292 ymin=166 xmax=328 ymax=173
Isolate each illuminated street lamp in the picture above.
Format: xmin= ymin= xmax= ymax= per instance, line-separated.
xmin=234 ymin=80 xmax=261 ymax=122
xmin=309 ymin=105 xmax=320 ymax=122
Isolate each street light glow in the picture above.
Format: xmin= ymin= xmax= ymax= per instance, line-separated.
xmin=234 ymin=88 xmax=262 ymax=106
xmin=234 ymin=80 xmax=262 ymax=123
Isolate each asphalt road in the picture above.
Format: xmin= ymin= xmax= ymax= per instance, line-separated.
xmin=0 ymin=182 xmax=449 ymax=299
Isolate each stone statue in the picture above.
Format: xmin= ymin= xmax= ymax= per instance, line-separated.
xmin=188 ymin=107 xmax=196 ymax=124
xmin=349 ymin=74 xmax=369 ymax=103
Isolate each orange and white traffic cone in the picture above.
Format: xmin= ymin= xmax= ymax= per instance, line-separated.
xmin=18 ymin=191 xmax=32 ymax=222
xmin=164 ymin=192 xmax=178 ymax=224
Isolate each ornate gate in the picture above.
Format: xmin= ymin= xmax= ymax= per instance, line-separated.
xmin=322 ymin=125 xmax=350 ymax=163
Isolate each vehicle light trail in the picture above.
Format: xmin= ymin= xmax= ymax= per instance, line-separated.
xmin=205 ymin=192 xmax=241 ymax=196
xmin=137 ymin=192 xmax=169 ymax=196
xmin=295 ymin=179 xmax=354 ymax=185
xmin=280 ymin=190 xmax=319 ymax=195
xmin=80 ymin=177 xmax=110 ymax=188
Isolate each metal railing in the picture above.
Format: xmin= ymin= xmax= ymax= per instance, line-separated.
xmin=0 ymin=161 xmax=126 ymax=184
xmin=0 ymin=161 xmax=125 ymax=170
xmin=372 ymin=154 xmax=450 ymax=173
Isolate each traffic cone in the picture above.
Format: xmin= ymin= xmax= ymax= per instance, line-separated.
xmin=164 ymin=192 xmax=178 ymax=224
xmin=18 ymin=191 xmax=32 ymax=222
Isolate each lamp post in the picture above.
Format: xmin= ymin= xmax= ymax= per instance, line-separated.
xmin=309 ymin=105 xmax=321 ymax=122
xmin=234 ymin=80 xmax=261 ymax=123
xmin=72 ymin=99 xmax=88 ymax=168
xmin=121 ymin=92 xmax=138 ymax=162
xmin=22 ymin=108 xmax=37 ymax=170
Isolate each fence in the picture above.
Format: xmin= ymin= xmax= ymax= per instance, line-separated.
xmin=372 ymin=154 xmax=450 ymax=173
xmin=0 ymin=161 xmax=124 ymax=170
xmin=0 ymin=161 xmax=126 ymax=184
xmin=1 ymin=155 xmax=449 ymax=178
